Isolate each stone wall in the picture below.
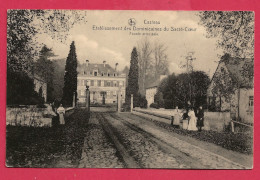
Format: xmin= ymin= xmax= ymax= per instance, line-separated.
xmin=6 ymin=105 xmax=56 ymax=127
xmin=204 ymin=111 xmax=230 ymax=131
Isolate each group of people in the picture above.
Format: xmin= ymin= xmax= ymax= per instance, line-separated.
xmin=171 ymin=103 xmax=204 ymax=132
xmin=50 ymin=101 xmax=66 ymax=126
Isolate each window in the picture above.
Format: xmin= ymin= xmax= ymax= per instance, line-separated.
xmin=249 ymin=96 xmax=254 ymax=107
xmin=81 ymin=90 xmax=84 ymax=96
xmin=108 ymin=73 xmax=110 ymax=77
xmin=90 ymin=80 xmax=94 ymax=86
xmin=98 ymin=80 xmax=101 ymax=87
xmin=113 ymin=91 xmax=117 ymax=96
xmin=101 ymin=72 xmax=104 ymax=76
xmin=94 ymin=71 xmax=98 ymax=76
xmin=84 ymin=80 xmax=88 ymax=86
xmin=107 ymin=81 xmax=111 ymax=87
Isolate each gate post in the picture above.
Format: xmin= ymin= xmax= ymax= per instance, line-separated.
xmin=118 ymin=86 xmax=122 ymax=112
xmin=231 ymin=120 xmax=235 ymax=133
xmin=86 ymin=86 xmax=90 ymax=114
xmin=131 ymin=94 xmax=133 ymax=112
xmin=73 ymin=92 xmax=76 ymax=108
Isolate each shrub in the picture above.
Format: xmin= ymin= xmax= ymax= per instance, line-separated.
xmin=7 ymin=70 xmax=44 ymax=106
xmin=122 ymin=103 xmax=131 ymax=112
xmin=164 ymin=99 xmax=174 ymax=109
xmin=150 ymin=103 xmax=159 ymax=109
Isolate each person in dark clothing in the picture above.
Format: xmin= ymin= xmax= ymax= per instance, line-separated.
xmin=196 ymin=105 xmax=204 ymax=132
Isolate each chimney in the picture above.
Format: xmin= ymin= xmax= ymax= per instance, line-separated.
xmin=103 ymin=60 xmax=106 ymax=67
xmin=86 ymin=59 xmax=89 ymax=67
xmin=115 ymin=63 xmax=118 ymax=71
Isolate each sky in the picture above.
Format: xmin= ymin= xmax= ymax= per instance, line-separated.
xmin=35 ymin=10 xmax=223 ymax=78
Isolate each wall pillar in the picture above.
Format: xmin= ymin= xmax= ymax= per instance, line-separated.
xmin=131 ymin=94 xmax=133 ymax=112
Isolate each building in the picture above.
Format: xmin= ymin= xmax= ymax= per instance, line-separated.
xmin=207 ymin=55 xmax=254 ymax=123
xmin=145 ymin=75 xmax=167 ymax=107
xmin=77 ymin=60 xmax=126 ymax=106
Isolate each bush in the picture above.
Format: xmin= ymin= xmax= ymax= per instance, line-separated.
xmin=133 ymin=93 xmax=147 ymax=108
xmin=164 ymin=99 xmax=174 ymax=109
xmin=154 ymin=92 xmax=164 ymax=108
xmin=122 ymin=103 xmax=131 ymax=112
xmin=150 ymin=103 xmax=159 ymax=109
xmin=7 ymin=70 xmax=44 ymax=105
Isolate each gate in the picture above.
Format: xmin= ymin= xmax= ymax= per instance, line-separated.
xmin=86 ymin=85 xmax=90 ymax=118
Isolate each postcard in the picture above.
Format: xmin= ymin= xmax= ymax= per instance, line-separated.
xmin=6 ymin=10 xmax=254 ymax=169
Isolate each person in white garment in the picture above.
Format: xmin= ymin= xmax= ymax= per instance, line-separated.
xmin=187 ymin=108 xmax=198 ymax=131
xmin=57 ymin=104 xmax=65 ymax=125
xmin=172 ymin=106 xmax=182 ymax=128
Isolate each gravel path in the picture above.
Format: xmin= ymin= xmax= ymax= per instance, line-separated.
xmin=78 ymin=107 xmax=247 ymax=169
xmin=115 ymin=113 xmax=246 ymax=169
xmin=78 ymin=112 xmax=125 ymax=168
xmin=104 ymin=113 xmax=191 ymax=168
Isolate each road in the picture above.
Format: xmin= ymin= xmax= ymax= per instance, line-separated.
xmin=78 ymin=107 xmax=247 ymax=169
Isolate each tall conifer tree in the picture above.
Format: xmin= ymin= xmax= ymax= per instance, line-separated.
xmin=126 ymin=47 xmax=139 ymax=105
xmin=62 ymin=41 xmax=78 ymax=106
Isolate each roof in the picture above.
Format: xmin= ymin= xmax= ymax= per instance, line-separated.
xmin=217 ymin=56 xmax=254 ymax=88
xmin=78 ymin=63 xmax=127 ymax=77
xmin=79 ymin=63 xmax=117 ymax=73
xmin=146 ymin=79 xmax=161 ymax=89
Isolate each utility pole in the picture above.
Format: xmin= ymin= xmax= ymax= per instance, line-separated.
xmin=185 ymin=52 xmax=196 ymax=104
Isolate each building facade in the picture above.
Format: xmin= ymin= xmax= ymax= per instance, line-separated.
xmin=207 ymin=55 xmax=254 ymax=123
xmin=77 ymin=60 xmax=126 ymax=106
xmin=145 ymin=75 xmax=167 ymax=107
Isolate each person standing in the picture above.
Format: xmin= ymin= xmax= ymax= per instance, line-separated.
xmin=57 ymin=104 xmax=66 ymax=125
xmin=187 ymin=108 xmax=198 ymax=131
xmin=172 ymin=106 xmax=182 ymax=128
xmin=197 ymin=106 xmax=204 ymax=132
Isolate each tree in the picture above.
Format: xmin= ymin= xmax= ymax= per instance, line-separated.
xmin=52 ymin=59 xmax=66 ymax=101
xmin=7 ymin=10 xmax=87 ymax=74
xmin=152 ymin=42 xmax=169 ymax=80
xmin=137 ymin=38 xmax=169 ymax=95
xmin=6 ymin=71 xmax=44 ymax=105
xmin=176 ymin=71 xmax=210 ymax=108
xmin=155 ymin=71 xmax=210 ymax=109
xmin=199 ymin=11 xmax=254 ymax=58
xmin=126 ymin=47 xmax=139 ymax=106
xmin=62 ymin=41 xmax=78 ymax=107
xmin=34 ymin=45 xmax=56 ymax=102
xmin=137 ymin=38 xmax=153 ymax=95
xmin=7 ymin=10 xmax=87 ymax=105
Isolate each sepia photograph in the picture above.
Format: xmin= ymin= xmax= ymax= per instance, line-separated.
xmin=6 ymin=10 xmax=254 ymax=169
